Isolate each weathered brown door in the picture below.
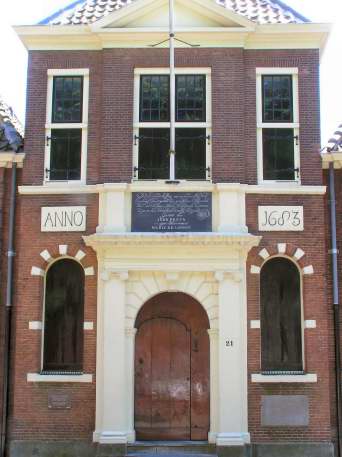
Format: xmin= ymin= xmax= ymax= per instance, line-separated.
xmin=134 ymin=292 xmax=210 ymax=441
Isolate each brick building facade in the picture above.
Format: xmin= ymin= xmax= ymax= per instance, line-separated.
xmin=0 ymin=1 xmax=336 ymax=456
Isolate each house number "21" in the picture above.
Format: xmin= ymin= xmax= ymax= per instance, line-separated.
xmin=225 ymin=340 xmax=234 ymax=348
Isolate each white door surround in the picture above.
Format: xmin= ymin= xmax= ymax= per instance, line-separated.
xmin=84 ymin=232 xmax=260 ymax=447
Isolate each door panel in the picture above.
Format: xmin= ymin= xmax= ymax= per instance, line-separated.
xmin=135 ymin=318 xmax=190 ymax=440
xmin=135 ymin=292 xmax=210 ymax=441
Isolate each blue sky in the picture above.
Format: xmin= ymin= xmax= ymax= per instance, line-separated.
xmin=0 ymin=0 xmax=341 ymax=145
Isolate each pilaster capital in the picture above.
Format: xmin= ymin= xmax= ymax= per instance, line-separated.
xmin=207 ymin=328 xmax=219 ymax=339
xmin=100 ymin=270 xmax=129 ymax=282
xmin=125 ymin=328 xmax=138 ymax=338
xmin=215 ymin=270 xmax=242 ymax=283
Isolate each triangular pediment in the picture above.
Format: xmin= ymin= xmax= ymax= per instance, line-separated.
xmin=91 ymin=0 xmax=254 ymax=30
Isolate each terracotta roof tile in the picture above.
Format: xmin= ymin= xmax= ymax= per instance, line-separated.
xmin=46 ymin=0 xmax=309 ymax=26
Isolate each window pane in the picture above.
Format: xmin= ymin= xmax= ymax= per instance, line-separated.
xmin=43 ymin=259 xmax=85 ymax=372
xmin=176 ymin=75 xmax=206 ymax=122
xmin=138 ymin=128 xmax=170 ymax=179
xmin=52 ymin=76 xmax=83 ymax=123
xmin=175 ymin=128 xmax=206 ymax=180
xmin=262 ymin=75 xmax=293 ymax=123
xmin=50 ymin=129 xmax=82 ymax=181
xmin=261 ymin=258 xmax=303 ymax=373
xmin=263 ymin=128 xmax=295 ymax=181
xmin=140 ymin=76 xmax=170 ymax=122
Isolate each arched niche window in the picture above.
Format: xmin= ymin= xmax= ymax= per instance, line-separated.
xmin=260 ymin=257 xmax=303 ymax=373
xmin=43 ymin=259 xmax=85 ymax=373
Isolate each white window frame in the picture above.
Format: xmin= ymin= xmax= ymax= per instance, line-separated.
xmin=44 ymin=68 xmax=89 ymax=185
xmin=133 ymin=67 xmax=212 ymax=182
xmin=256 ymin=68 xmax=300 ymax=185
xmin=260 ymin=255 xmax=305 ymax=374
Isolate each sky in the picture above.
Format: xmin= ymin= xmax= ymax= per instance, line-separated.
xmin=0 ymin=0 xmax=341 ymax=145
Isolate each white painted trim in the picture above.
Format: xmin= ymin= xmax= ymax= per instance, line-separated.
xmin=256 ymin=67 xmax=298 ymax=75
xmin=85 ymin=266 xmax=95 ymax=276
xmin=256 ymin=69 xmax=300 ymax=185
xmin=18 ymin=183 xmax=327 ymax=196
xmin=29 ymin=321 xmax=42 ymax=330
xmin=303 ymin=265 xmax=314 ymax=275
xmin=47 ymin=68 xmax=90 ymax=76
xmin=250 ymin=320 xmax=260 ymax=329
xmin=84 ymin=321 xmax=94 ymax=330
xmin=305 ymin=320 xmax=316 ymax=329
xmin=27 ymin=373 xmax=93 ymax=383
xmin=216 ymin=433 xmax=251 ymax=446
xmin=45 ymin=68 xmax=89 ymax=184
xmin=134 ymin=67 xmax=212 ymax=75
xmin=40 ymin=250 xmax=52 ymax=262
xmin=31 ymin=266 xmax=45 ymax=277
xmin=75 ymin=250 xmax=86 ymax=261
xmin=251 ymin=373 xmax=317 ymax=383
xmin=0 ymin=152 xmax=25 ymax=168
xmin=59 ymin=245 xmax=68 ymax=255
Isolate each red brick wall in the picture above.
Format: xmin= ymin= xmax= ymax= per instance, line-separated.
xmin=246 ymin=193 xmax=335 ymax=442
xmin=8 ymin=194 xmax=98 ymax=441
xmin=11 ymin=46 xmax=329 ymax=445
xmin=23 ymin=48 xmax=320 ymax=186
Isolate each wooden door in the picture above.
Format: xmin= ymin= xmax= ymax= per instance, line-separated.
xmin=135 ymin=318 xmax=191 ymax=440
xmin=135 ymin=292 xmax=210 ymax=441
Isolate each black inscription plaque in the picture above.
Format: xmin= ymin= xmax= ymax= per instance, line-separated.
xmin=132 ymin=192 xmax=212 ymax=232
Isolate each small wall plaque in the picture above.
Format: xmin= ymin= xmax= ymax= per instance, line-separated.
xmin=41 ymin=206 xmax=86 ymax=232
xmin=258 ymin=206 xmax=304 ymax=232
xmin=48 ymin=391 xmax=71 ymax=410
xmin=261 ymin=395 xmax=309 ymax=427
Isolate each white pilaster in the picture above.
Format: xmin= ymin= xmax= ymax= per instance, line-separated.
xmin=95 ymin=270 xmax=129 ymax=444
xmin=126 ymin=327 xmax=137 ymax=443
xmin=208 ymin=328 xmax=219 ymax=444
xmin=215 ymin=270 xmax=249 ymax=447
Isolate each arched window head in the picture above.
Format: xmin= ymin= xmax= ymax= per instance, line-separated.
xmin=260 ymin=257 xmax=303 ymax=373
xmin=43 ymin=259 xmax=85 ymax=373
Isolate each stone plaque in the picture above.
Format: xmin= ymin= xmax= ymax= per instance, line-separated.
xmin=261 ymin=395 xmax=309 ymax=427
xmin=258 ymin=206 xmax=304 ymax=231
xmin=48 ymin=391 xmax=71 ymax=410
xmin=41 ymin=206 xmax=86 ymax=232
xmin=132 ymin=192 xmax=212 ymax=232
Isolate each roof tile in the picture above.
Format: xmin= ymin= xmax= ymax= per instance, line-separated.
xmin=48 ymin=0 xmax=309 ymax=26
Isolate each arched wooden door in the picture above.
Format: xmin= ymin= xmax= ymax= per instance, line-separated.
xmin=134 ymin=292 xmax=210 ymax=441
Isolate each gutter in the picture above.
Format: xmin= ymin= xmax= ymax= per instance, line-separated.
xmin=0 ymin=163 xmax=17 ymax=457
xmin=328 ymin=162 xmax=342 ymax=457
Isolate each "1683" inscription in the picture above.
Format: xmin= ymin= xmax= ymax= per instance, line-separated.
xmin=258 ymin=206 xmax=304 ymax=231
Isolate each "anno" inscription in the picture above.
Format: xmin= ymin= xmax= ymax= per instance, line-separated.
xmin=41 ymin=207 xmax=87 ymax=232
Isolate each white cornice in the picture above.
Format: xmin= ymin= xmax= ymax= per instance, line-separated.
xmin=0 ymin=152 xmax=25 ymax=168
xmin=322 ymin=152 xmax=342 ymax=169
xmin=14 ymin=22 xmax=331 ymax=51
xmin=18 ymin=182 xmax=326 ymax=196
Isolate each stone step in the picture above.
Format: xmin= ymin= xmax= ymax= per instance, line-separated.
xmin=127 ymin=442 xmax=217 ymax=456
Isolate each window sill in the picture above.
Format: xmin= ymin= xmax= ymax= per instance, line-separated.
xmin=251 ymin=373 xmax=317 ymax=383
xmin=27 ymin=373 xmax=93 ymax=383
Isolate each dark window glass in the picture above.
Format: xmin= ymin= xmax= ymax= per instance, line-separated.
xmin=140 ymin=76 xmax=170 ymax=122
xmin=262 ymin=75 xmax=293 ymax=123
xmin=43 ymin=259 xmax=84 ymax=372
xmin=176 ymin=75 xmax=206 ymax=122
xmin=263 ymin=128 xmax=295 ymax=180
xmin=50 ymin=129 xmax=82 ymax=181
xmin=175 ymin=128 xmax=206 ymax=180
xmin=52 ymin=76 xmax=83 ymax=123
xmin=261 ymin=258 xmax=302 ymax=373
xmin=138 ymin=128 xmax=170 ymax=179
